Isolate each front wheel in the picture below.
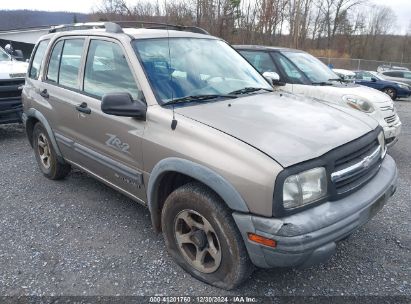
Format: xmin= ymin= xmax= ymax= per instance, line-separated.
xmin=383 ymin=87 xmax=397 ymax=100
xmin=161 ymin=182 xmax=253 ymax=290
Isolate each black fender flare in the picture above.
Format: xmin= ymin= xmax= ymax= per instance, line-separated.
xmin=23 ymin=108 xmax=65 ymax=161
xmin=147 ymin=157 xmax=249 ymax=230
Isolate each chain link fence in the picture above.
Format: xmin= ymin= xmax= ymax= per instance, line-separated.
xmin=317 ymin=57 xmax=411 ymax=72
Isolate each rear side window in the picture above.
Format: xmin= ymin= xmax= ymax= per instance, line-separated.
xmin=29 ymin=39 xmax=50 ymax=79
xmin=83 ymin=40 xmax=140 ymax=100
xmin=59 ymin=39 xmax=85 ymax=89
xmin=47 ymin=40 xmax=64 ymax=83
xmin=239 ymin=50 xmax=278 ymax=74
xmin=383 ymin=71 xmax=403 ymax=77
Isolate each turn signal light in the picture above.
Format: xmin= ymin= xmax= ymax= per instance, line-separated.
xmin=247 ymin=233 xmax=277 ymax=248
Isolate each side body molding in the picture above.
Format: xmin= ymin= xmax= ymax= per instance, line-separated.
xmin=23 ymin=108 xmax=64 ymax=161
xmin=148 ymin=157 xmax=250 ymax=231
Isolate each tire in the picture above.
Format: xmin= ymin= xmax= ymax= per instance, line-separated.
xmin=383 ymin=87 xmax=397 ymax=100
xmin=33 ymin=123 xmax=71 ymax=180
xmin=161 ymin=182 xmax=253 ymax=290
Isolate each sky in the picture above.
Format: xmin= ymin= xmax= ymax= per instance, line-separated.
xmin=1 ymin=0 xmax=410 ymax=33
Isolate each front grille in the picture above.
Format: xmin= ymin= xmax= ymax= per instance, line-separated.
xmin=0 ymin=79 xmax=24 ymax=100
xmin=332 ymin=139 xmax=382 ymax=195
xmin=384 ymin=114 xmax=397 ymax=124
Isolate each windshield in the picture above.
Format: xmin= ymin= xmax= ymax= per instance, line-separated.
xmin=133 ymin=38 xmax=271 ymax=104
xmin=281 ymin=51 xmax=338 ymax=83
xmin=0 ymin=47 xmax=10 ymax=62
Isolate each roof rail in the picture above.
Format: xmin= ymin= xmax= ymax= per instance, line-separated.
xmin=111 ymin=21 xmax=209 ymax=35
xmin=48 ymin=21 xmax=209 ymax=35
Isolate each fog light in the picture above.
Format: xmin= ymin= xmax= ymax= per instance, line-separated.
xmin=247 ymin=233 xmax=277 ymax=248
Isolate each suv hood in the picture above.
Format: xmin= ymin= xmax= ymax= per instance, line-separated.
xmin=308 ymin=83 xmax=392 ymax=104
xmin=0 ymin=60 xmax=28 ymax=79
xmin=176 ymin=92 xmax=377 ymax=167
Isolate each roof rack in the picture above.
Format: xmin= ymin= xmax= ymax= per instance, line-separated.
xmin=48 ymin=21 xmax=209 ymax=35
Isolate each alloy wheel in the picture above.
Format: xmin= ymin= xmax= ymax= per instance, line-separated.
xmin=174 ymin=209 xmax=222 ymax=273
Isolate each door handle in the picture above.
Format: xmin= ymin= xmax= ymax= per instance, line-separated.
xmin=40 ymin=89 xmax=49 ymax=98
xmin=75 ymin=102 xmax=91 ymax=114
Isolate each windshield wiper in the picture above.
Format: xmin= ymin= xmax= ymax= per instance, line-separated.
xmin=228 ymin=87 xmax=273 ymax=95
xmin=311 ymin=81 xmax=334 ymax=86
xmin=162 ymin=94 xmax=237 ymax=106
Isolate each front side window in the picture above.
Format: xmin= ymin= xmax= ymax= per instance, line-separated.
xmin=84 ymin=40 xmax=140 ymax=100
xmin=29 ymin=39 xmax=50 ymax=79
xmin=280 ymin=51 xmax=338 ymax=83
xmin=239 ymin=50 xmax=278 ymax=74
xmin=59 ymin=39 xmax=85 ymax=89
xmin=275 ymin=54 xmax=305 ymax=84
xmin=133 ymin=38 xmax=271 ymax=103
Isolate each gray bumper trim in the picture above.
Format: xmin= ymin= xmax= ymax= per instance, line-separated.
xmin=233 ymin=155 xmax=397 ymax=268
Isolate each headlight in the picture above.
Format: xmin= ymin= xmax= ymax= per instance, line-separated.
xmin=283 ymin=167 xmax=327 ymax=209
xmin=398 ymin=84 xmax=408 ymax=90
xmin=378 ymin=131 xmax=387 ymax=158
xmin=342 ymin=95 xmax=375 ymax=113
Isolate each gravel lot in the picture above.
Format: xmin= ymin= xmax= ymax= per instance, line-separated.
xmin=0 ymin=98 xmax=410 ymax=297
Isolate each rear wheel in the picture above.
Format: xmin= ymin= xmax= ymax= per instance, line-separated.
xmin=383 ymin=87 xmax=397 ymax=100
xmin=161 ymin=182 xmax=253 ymax=290
xmin=33 ymin=123 xmax=71 ymax=180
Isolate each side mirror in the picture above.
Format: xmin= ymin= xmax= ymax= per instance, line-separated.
xmin=101 ymin=92 xmax=147 ymax=120
xmin=371 ymin=77 xmax=377 ymax=82
xmin=263 ymin=71 xmax=285 ymax=86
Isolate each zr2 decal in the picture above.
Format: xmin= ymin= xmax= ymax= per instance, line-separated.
xmin=105 ymin=133 xmax=130 ymax=154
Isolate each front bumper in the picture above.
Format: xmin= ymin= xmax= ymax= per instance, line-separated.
xmin=383 ymin=120 xmax=401 ymax=147
xmin=0 ymin=97 xmax=23 ymax=124
xmin=233 ymin=155 xmax=397 ymax=269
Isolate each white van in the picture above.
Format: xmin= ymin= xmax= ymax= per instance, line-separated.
xmin=0 ymin=46 xmax=28 ymax=124
xmin=235 ymin=45 xmax=402 ymax=147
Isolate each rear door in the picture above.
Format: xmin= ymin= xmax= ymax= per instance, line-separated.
xmin=41 ymin=37 xmax=87 ymax=161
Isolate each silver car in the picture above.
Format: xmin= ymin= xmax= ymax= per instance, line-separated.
xmin=22 ymin=22 xmax=397 ymax=289
xmin=381 ymin=70 xmax=411 ymax=86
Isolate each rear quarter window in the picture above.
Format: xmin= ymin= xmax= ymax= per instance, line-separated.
xmin=29 ymin=39 xmax=50 ymax=79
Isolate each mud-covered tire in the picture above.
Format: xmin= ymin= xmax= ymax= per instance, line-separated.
xmin=161 ymin=182 xmax=253 ymax=290
xmin=33 ymin=123 xmax=71 ymax=180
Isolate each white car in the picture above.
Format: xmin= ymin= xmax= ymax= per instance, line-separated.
xmin=235 ymin=45 xmax=402 ymax=147
xmin=333 ymin=68 xmax=356 ymax=82
xmin=0 ymin=46 xmax=28 ymax=124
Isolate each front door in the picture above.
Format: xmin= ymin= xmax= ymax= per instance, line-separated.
xmin=68 ymin=38 xmax=147 ymax=202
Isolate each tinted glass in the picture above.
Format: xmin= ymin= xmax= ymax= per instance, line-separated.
xmin=133 ymin=38 xmax=271 ymax=103
xmin=59 ymin=39 xmax=84 ymax=89
xmin=84 ymin=40 xmax=140 ymax=99
xmin=240 ymin=50 xmax=278 ymax=73
xmin=29 ymin=39 xmax=50 ymax=79
xmin=47 ymin=40 xmax=64 ymax=83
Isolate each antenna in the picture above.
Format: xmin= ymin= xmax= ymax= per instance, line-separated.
xmin=165 ymin=5 xmax=178 ymax=130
